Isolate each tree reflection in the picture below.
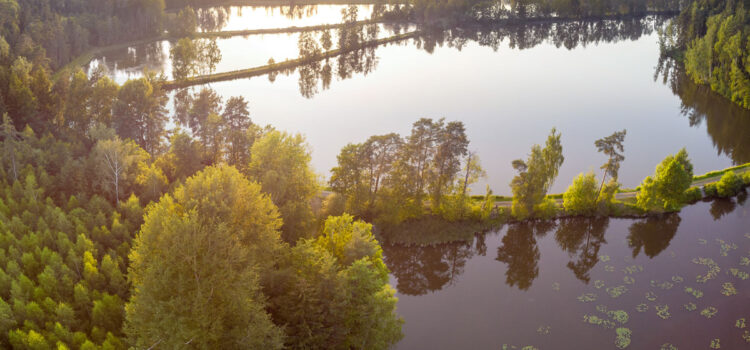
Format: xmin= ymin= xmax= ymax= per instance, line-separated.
xmin=196 ymin=7 xmax=229 ymax=32
xmin=626 ymin=213 xmax=680 ymax=258
xmin=709 ymin=198 xmax=737 ymax=221
xmin=383 ymin=241 xmax=476 ymax=296
xmin=495 ymin=221 xmax=551 ymax=291
xmin=554 ymin=217 xmax=609 ymax=284
xmin=655 ymin=59 xmax=750 ymax=164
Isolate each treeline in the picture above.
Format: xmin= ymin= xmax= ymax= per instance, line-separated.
xmin=386 ymin=0 xmax=685 ymax=22
xmin=666 ymin=0 xmax=750 ymax=109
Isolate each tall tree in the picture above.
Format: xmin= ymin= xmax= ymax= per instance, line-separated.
xmin=222 ymin=96 xmax=253 ymax=169
xmin=247 ymin=130 xmax=319 ymax=243
xmin=93 ymin=137 xmax=148 ymax=206
xmin=510 ymin=128 xmax=564 ymax=219
xmin=112 ymin=75 xmax=168 ymax=154
xmin=594 ymin=129 xmax=626 ymax=200
xmin=125 ymin=165 xmax=284 ymax=349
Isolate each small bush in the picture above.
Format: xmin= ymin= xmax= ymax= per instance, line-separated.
xmin=743 ymin=172 xmax=750 ymax=185
xmin=703 ymin=183 xmax=718 ymax=197
xmin=716 ymin=171 xmax=743 ymax=197
xmin=563 ymin=172 xmax=598 ymax=216
xmin=534 ymin=198 xmax=558 ymax=220
xmin=684 ymin=187 xmax=703 ymax=203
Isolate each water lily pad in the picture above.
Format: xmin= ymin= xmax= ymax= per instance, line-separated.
xmin=608 ymin=310 xmax=629 ymax=324
xmin=646 ymin=291 xmax=658 ymax=302
xmin=615 ymin=327 xmax=631 ymax=349
xmin=660 ymin=343 xmax=677 ymax=350
xmin=594 ymin=280 xmax=605 ymax=289
xmin=623 ymin=276 xmax=635 ymax=285
xmin=729 ymin=268 xmax=749 ymax=280
xmin=605 ymin=265 xmax=615 ymax=272
xmin=684 ymin=302 xmax=697 ymax=311
xmin=671 ymin=276 xmax=684 ymax=283
xmin=701 ymin=306 xmax=718 ymax=319
xmin=721 ymin=282 xmax=737 ymax=296
xmin=596 ymin=305 xmax=608 ymax=313
xmin=656 ymin=305 xmax=671 ymax=320
xmin=716 ymin=239 xmax=737 ymax=257
xmin=737 ymin=318 xmax=747 ymax=329
xmin=536 ymin=325 xmax=551 ymax=335
xmin=739 ymin=256 xmax=750 ymax=266
xmin=743 ymin=330 xmax=750 ymax=343
xmin=693 ymin=257 xmax=720 ymax=283
xmin=599 ymin=255 xmax=611 ymax=262
xmin=684 ymin=287 xmax=703 ymax=299
xmin=698 ymin=238 xmax=707 ymax=245
xmin=622 ymin=265 xmax=643 ymax=275
xmin=635 ymin=304 xmax=649 ymax=312
xmin=710 ymin=338 xmax=720 ymax=349
xmin=552 ymin=282 xmax=560 ymax=291
xmin=578 ymin=293 xmax=597 ymax=302
xmin=583 ymin=315 xmax=615 ymax=329
xmin=607 ymin=285 xmax=628 ymax=298
xmin=651 ymin=280 xmax=674 ymax=290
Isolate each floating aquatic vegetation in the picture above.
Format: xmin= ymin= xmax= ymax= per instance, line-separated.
xmin=720 ymin=282 xmax=737 ymax=296
xmin=650 ymin=280 xmax=674 ymax=290
xmin=622 ymin=265 xmax=643 ymax=275
xmin=646 ymin=291 xmax=658 ymax=302
xmin=660 ymin=344 xmax=677 ymax=350
xmin=709 ymin=338 xmax=720 ymax=349
xmin=596 ymin=305 xmax=608 ymax=313
xmin=502 ymin=345 xmax=538 ymax=350
xmin=521 ymin=346 xmax=538 ymax=350
xmin=583 ymin=315 xmax=615 ymax=329
xmin=683 ymin=302 xmax=697 ymax=311
xmin=536 ymin=325 xmax=551 ymax=335
xmin=684 ymin=287 xmax=703 ymax=299
xmin=701 ymin=306 xmax=718 ymax=319
xmin=608 ymin=310 xmax=629 ymax=324
xmin=623 ymin=276 xmax=635 ymax=285
xmin=607 ymin=285 xmax=628 ymax=298
xmin=692 ymin=258 xmax=720 ymax=283
xmin=656 ymin=305 xmax=671 ymax=320
xmin=599 ymin=255 xmax=611 ymax=262
xmin=669 ymin=251 xmax=676 ymax=258
xmin=699 ymin=238 xmax=707 ymax=245
xmin=671 ymin=276 xmax=684 ymax=283
xmin=743 ymin=330 xmax=750 ymax=343
xmin=636 ymin=304 xmax=649 ymax=312
xmin=746 ymin=233 xmax=750 ymax=239
xmin=594 ymin=280 xmax=605 ymax=289
xmin=578 ymin=293 xmax=597 ymax=302
xmin=740 ymin=257 xmax=750 ymax=266
xmin=552 ymin=282 xmax=560 ymax=291
xmin=737 ymin=318 xmax=747 ymax=329
xmin=716 ymin=239 xmax=737 ymax=257
xmin=605 ymin=265 xmax=615 ymax=272
xmin=615 ymin=327 xmax=632 ymax=349
xmin=729 ymin=268 xmax=749 ymax=280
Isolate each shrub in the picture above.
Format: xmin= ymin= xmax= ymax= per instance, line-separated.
xmin=533 ymin=198 xmax=558 ymax=220
xmin=684 ymin=187 xmax=703 ymax=203
xmin=563 ymin=172 xmax=598 ymax=216
xmin=703 ymin=183 xmax=718 ymax=197
xmin=636 ymin=149 xmax=693 ymax=211
xmin=743 ymin=172 xmax=750 ymax=185
xmin=715 ymin=171 xmax=743 ymax=197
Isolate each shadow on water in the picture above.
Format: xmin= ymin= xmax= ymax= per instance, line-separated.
xmin=626 ymin=212 xmax=680 ymax=258
xmin=554 ymin=217 xmax=609 ymax=284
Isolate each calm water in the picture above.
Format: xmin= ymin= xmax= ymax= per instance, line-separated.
xmin=385 ymin=197 xmax=750 ymax=349
xmin=191 ymin=4 xmax=375 ymax=32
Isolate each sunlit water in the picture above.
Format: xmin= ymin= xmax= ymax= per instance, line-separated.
xmin=194 ymin=4 xmax=375 ymax=32
xmin=384 ymin=197 xmax=750 ymax=349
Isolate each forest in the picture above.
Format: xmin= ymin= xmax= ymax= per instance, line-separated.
xmin=0 ymin=0 xmax=748 ymax=349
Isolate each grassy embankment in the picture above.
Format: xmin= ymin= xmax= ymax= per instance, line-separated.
xmin=385 ymin=163 xmax=750 ymax=246
xmin=161 ymin=30 xmax=419 ymax=89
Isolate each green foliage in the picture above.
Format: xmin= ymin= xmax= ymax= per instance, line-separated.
xmin=125 ymin=165 xmax=284 ymax=349
xmin=685 ymin=186 xmax=703 ymax=203
xmin=511 ymin=128 xmax=564 ymax=219
xmin=170 ymin=6 xmax=198 ymax=38
xmin=636 ymin=148 xmax=694 ymax=211
xmin=248 ymin=130 xmax=319 ymax=243
xmin=715 ymin=170 xmax=744 ymax=197
xmin=563 ymin=172 xmax=599 ymax=216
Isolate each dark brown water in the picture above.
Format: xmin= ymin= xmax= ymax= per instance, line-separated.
xmin=384 ymin=197 xmax=750 ymax=349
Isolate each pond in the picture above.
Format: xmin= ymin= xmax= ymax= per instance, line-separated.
xmin=384 ymin=196 xmax=750 ymax=349
xmin=87 ymin=7 xmax=750 ymax=196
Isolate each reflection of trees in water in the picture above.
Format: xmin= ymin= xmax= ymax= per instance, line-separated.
xmin=495 ymin=221 xmax=552 ymax=291
xmin=88 ymin=41 xmax=167 ymax=76
xmin=554 ymin=217 xmax=609 ymax=284
xmin=283 ymin=16 xmax=662 ymax=97
xmin=383 ymin=241 xmax=476 ymax=296
xmin=197 ymin=7 xmax=230 ymax=32
xmin=655 ymin=59 xmax=750 ymax=164
xmin=709 ymin=198 xmax=738 ymax=221
xmin=627 ymin=213 xmax=680 ymax=258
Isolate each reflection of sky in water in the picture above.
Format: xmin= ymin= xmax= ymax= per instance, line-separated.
xmin=88 ymin=23 xmax=411 ymax=84
xmin=210 ymin=4 xmax=373 ymax=31
xmin=201 ymin=32 xmax=737 ymax=194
